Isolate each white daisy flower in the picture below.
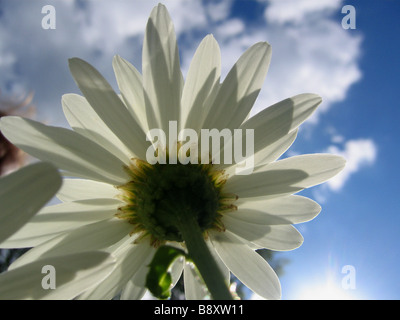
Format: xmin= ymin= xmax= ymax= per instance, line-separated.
xmin=0 ymin=4 xmax=345 ymax=300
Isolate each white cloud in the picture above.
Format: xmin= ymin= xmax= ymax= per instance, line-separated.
xmin=264 ymin=0 xmax=343 ymax=25
xmin=205 ymin=0 xmax=233 ymax=23
xmin=249 ymin=0 xmax=362 ymax=122
xmin=324 ymin=139 xmax=378 ymax=192
xmin=0 ymin=0 xmax=362 ymax=129
xmin=0 ymin=0 xmax=209 ymax=125
xmin=326 ymin=126 xmax=345 ymax=144
xmin=215 ymin=18 xmax=245 ymax=38
xmin=331 ymin=135 xmax=345 ymax=144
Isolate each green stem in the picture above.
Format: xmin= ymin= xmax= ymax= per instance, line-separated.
xmin=176 ymin=214 xmax=233 ymax=300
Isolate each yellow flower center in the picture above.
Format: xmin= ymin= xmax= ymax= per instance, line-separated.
xmin=116 ymin=153 xmax=237 ymax=247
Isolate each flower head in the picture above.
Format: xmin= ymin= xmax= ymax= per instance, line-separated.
xmin=116 ymin=156 xmax=230 ymax=246
xmin=0 ymin=4 xmax=345 ymax=300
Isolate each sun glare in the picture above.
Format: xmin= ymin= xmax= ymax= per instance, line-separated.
xmin=296 ymin=281 xmax=358 ymax=300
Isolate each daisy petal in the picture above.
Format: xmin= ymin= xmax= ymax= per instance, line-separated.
xmin=120 ymin=278 xmax=147 ymax=300
xmin=112 ymin=55 xmax=148 ymax=132
xmin=120 ymin=255 xmax=156 ymax=300
xmin=57 ymin=179 xmax=118 ymax=202
xmin=184 ymin=261 xmax=208 ymax=300
xmin=68 ymin=58 xmax=148 ymax=160
xmin=120 ymin=244 xmax=182 ymax=300
xmin=253 ymin=129 xmax=298 ymax=166
xmin=241 ymin=93 xmax=322 ymax=154
xmin=220 ymin=94 xmax=321 ymax=171
xmin=143 ymin=3 xmax=182 ymax=132
xmin=218 ymin=94 xmax=320 ymax=172
xmin=225 ymin=154 xmax=346 ymax=199
xmin=0 ymin=116 xmax=128 ymax=185
xmin=2 ymin=199 xmax=121 ymax=248
xmin=227 ymin=195 xmax=321 ymax=225
xmin=170 ymin=255 xmax=185 ymax=287
xmin=223 ymin=215 xmax=304 ymax=251
xmin=202 ymin=42 xmax=271 ymax=131
xmin=182 ymin=34 xmax=221 ymax=132
xmin=0 ymin=162 xmax=61 ymax=243
xmin=208 ymin=240 xmax=231 ymax=284
xmin=79 ymin=241 xmax=155 ymax=300
xmin=221 ymin=129 xmax=298 ymax=174
xmin=0 ymin=251 xmax=116 ymax=300
xmin=210 ymin=230 xmax=281 ymax=299
xmin=62 ymin=93 xmax=131 ymax=164
xmin=183 ymin=237 xmax=230 ymax=300
xmin=9 ymin=219 xmax=132 ymax=270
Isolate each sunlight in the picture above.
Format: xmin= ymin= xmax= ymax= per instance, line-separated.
xmin=296 ymin=281 xmax=358 ymax=300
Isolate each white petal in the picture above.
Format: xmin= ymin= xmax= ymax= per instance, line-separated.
xmin=78 ymin=240 xmax=155 ymax=300
xmin=0 ymin=251 xmax=116 ymax=300
xmin=120 ymin=253 xmax=155 ymax=300
xmin=182 ymin=34 xmax=221 ymax=132
xmin=0 ymin=116 xmax=128 ymax=185
xmin=207 ymin=239 xmax=230 ymax=284
xmin=202 ymin=81 xmax=220 ymax=124
xmin=10 ymin=218 xmax=132 ymax=270
xmin=210 ymin=230 xmax=281 ymax=299
xmin=170 ymin=256 xmax=184 ymax=287
xmin=57 ymin=179 xmax=118 ymax=202
xmin=253 ymin=129 xmax=298 ymax=166
xmin=184 ymin=261 xmax=209 ymax=300
xmin=223 ymin=215 xmax=304 ymax=251
xmin=220 ymin=129 xmax=298 ymax=174
xmin=68 ymin=58 xmax=148 ymax=160
xmin=202 ymin=42 xmax=271 ymax=131
xmin=0 ymin=162 xmax=61 ymax=243
xmin=62 ymin=93 xmax=132 ymax=164
xmin=241 ymin=93 xmax=322 ymax=154
xmin=225 ymin=154 xmax=346 ymax=199
xmin=120 ymin=278 xmax=147 ymax=300
xmin=219 ymin=93 xmax=322 ymax=171
xmin=226 ymin=195 xmax=321 ymax=225
xmin=142 ymin=3 xmax=182 ymax=132
xmin=183 ymin=237 xmax=230 ymax=300
xmin=2 ymin=199 xmax=120 ymax=248
xmin=112 ymin=55 xmax=148 ymax=132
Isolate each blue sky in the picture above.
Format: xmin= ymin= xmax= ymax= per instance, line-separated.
xmin=0 ymin=0 xmax=399 ymax=299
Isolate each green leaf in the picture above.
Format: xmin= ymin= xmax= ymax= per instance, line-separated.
xmin=146 ymin=245 xmax=189 ymax=299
